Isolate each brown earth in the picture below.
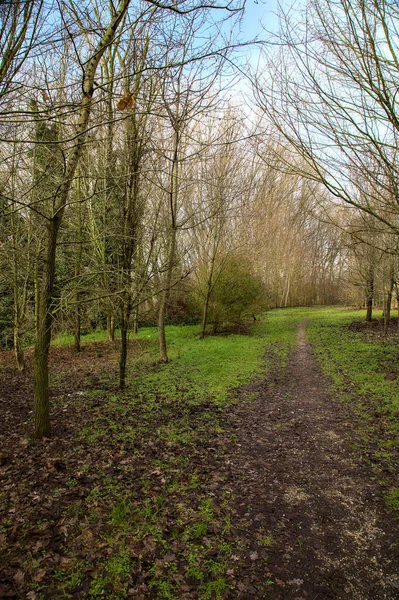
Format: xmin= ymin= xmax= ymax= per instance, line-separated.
xmin=216 ymin=321 xmax=399 ymax=599
xmin=0 ymin=322 xmax=398 ymax=599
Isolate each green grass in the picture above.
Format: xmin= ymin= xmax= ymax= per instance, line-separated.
xmin=54 ymin=311 xmax=303 ymax=405
xmin=385 ymin=488 xmax=399 ymax=512
xmin=52 ymin=329 xmax=110 ymax=346
xmin=134 ymin=319 xmax=297 ymax=405
xmin=305 ymin=306 xmax=399 ymax=415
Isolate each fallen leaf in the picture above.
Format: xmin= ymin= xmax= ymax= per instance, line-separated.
xmin=162 ymin=552 xmax=176 ymax=562
xmin=13 ymin=569 xmax=24 ymax=585
xmin=32 ymin=569 xmax=46 ymax=582
xmin=60 ymin=557 xmax=72 ymax=568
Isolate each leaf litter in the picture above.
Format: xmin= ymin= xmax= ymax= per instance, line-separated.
xmin=0 ymin=328 xmax=399 ymax=599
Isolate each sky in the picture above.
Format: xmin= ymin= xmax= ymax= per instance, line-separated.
xmin=240 ymin=0 xmax=279 ymax=40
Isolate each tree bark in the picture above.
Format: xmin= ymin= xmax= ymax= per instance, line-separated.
xmin=13 ymin=259 xmax=26 ymax=371
xmin=200 ymin=250 xmax=217 ymax=339
xmin=200 ymin=288 xmax=211 ymax=340
xmin=119 ymin=300 xmax=131 ymax=389
xmin=107 ymin=314 xmax=115 ymax=341
xmin=384 ymin=272 xmax=395 ymax=335
xmin=34 ymin=218 xmax=59 ymax=438
xmin=14 ymin=329 xmax=25 ymax=371
xmin=366 ymin=266 xmax=374 ymax=322
xmin=133 ymin=303 xmax=139 ymax=334
xmin=74 ymin=292 xmax=81 ymax=353
xmin=396 ymin=287 xmax=399 ymax=331
xmin=158 ymin=227 xmax=176 ymax=362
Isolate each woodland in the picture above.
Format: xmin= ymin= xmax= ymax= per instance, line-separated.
xmin=1 ymin=0 xmax=399 ymax=598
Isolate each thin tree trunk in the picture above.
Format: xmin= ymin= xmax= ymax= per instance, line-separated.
xmin=14 ymin=328 xmax=25 ymax=371
xmin=74 ymin=291 xmax=81 ymax=352
xmin=32 ymin=1 xmax=132 ymax=438
xmin=200 ymin=250 xmax=217 ymax=339
xmin=158 ymin=228 xmax=176 ymax=363
xmin=119 ymin=300 xmax=131 ymax=389
xmin=133 ymin=302 xmax=139 ymax=334
xmin=33 ymin=219 xmax=59 ymax=438
xmin=13 ymin=276 xmax=26 ymax=371
xmin=158 ymin=118 xmax=179 ymax=362
xmin=11 ymin=149 xmax=27 ymax=371
xmin=73 ymin=174 xmax=83 ymax=353
xmin=107 ymin=314 xmax=115 ymax=341
xmin=384 ymin=274 xmax=395 ymax=335
xmin=284 ymin=274 xmax=291 ymax=307
xmin=366 ymin=266 xmax=374 ymax=322
xmin=396 ymin=287 xmax=399 ymax=331
xmin=200 ymin=289 xmax=211 ymax=340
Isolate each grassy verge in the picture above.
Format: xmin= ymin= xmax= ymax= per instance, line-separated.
xmin=304 ymin=306 xmax=399 ymax=513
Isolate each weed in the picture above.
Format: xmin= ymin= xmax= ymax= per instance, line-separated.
xmin=89 ymin=575 xmax=107 ymax=597
xmin=111 ymin=499 xmax=133 ymax=528
xmin=149 ymin=579 xmax=176 ymax=599
xmin=54 ymin=560 xmax=85 ymax=593
xmin=259 ymin=535 xmax=273 ymax=546
xmin=66 ymin=477 xmax=78 ymax=488
xmin=199 ymin=576 xmax=230 ymax=599
xmin=385 ymin=488 xmax=399 ymax=512
xmin=105 ymin=549 xmax=131 ymax=580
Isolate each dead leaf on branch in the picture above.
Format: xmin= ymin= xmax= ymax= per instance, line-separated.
xmin=116 ymin=93 xmax=135 ymax=111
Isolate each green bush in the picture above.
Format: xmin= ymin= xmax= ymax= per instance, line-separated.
xmin=191 ymin=254 xmax=267 ymax=332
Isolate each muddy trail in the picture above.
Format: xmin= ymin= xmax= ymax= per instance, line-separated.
xmin=217 ymin=320 xmax=399 ymax=599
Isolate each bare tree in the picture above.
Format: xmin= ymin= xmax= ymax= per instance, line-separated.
xmin=254 ymin=0 xmax=399 ymax=235
xmin=0 ymin=0 xmax=44 ymax=99
xmin=31 ymin=0 xmax=132 ymax=438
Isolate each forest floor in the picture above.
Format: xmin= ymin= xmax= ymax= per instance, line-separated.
xmin=1 ymin=313 xmax=399 ymax=599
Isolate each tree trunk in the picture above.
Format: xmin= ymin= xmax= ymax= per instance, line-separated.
xmin=33 ymin=219 xmax=59 ymax=439
xmin=200 ymin=287 xmax=211 ymax=339
xmin=11 ymin=205 xmax=27 ymax=371
xmin=133 ymin=303 xmax=139 ymax=334
xmin=200 ymin=253 xmax=217 ymax=340
xmin=14 ymin=328 xmax=25 ymax=371
xmin=284 ymin=274 xmax=291 ymax=307
xmin=31 ymin=1 xmax=132 ymax=438
xmin=158 ymin=227 xmax=177 ymax=363
xmin=74 ymin=292 xmax=81 ymax=352
xmin=366 ymin=295 xmax=373 ymax=321
xmin=119 ymin=301 xmax=131 ymax=389
xmin=384 ymin=275 xmax=395 ymax=335
xmin=13 ymin=286 xmax=25 ymax=371
xmin=366 ymin=266 xmax=374 ymax=322
xmin=107 ymin=314 xmax=115 ymax=342
xmin=396 ymin=287 xmax=399 ymax=331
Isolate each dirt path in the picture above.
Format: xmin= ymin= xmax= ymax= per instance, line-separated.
xmin=218 ymin=320 xmax=399 ymax=599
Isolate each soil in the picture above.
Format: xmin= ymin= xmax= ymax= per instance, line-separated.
xmin=1 ymin=322 xmax=399 ymax=599
xmin=215 ymin=321 xmax=399 ymax=599
xmin=346 ymin=315 xmax=399 ymax=336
